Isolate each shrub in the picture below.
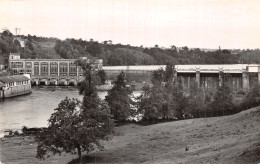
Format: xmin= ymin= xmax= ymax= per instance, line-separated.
xmin=237 ymin=90 xmax=246 ymax=95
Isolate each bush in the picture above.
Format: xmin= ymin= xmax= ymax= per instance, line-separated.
xmin=14 ymin=131 xmax=19 ymax=136
xmin=22 ymin=126 xmax=28 ymax=134
xmin=237 ymin=90 xmax=246 ymax=95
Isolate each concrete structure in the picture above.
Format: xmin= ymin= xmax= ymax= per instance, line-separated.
xmin=175 ymin=64 xmax=260 ymax=91
xmin=9 ymin=53 xmax=103 ymax=86
xmin=103 ymin=65 xmax=166 ymax=82
xmin=0 ymin=74 xmax=31 ymax=98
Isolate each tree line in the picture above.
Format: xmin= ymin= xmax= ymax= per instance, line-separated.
xmin=137 ymin=66 xmax=260 ymax=124
xmin=1 ymin=31 xmax=260 ymax=66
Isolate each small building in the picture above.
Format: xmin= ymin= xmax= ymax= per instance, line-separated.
xmin=0 ymin=74 xmax=31 ymax=98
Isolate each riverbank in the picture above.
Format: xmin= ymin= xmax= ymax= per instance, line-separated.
xmin=1 ymin=106 xmax=259 ymax=164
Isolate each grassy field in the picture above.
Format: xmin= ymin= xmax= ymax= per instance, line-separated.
xmin=1 ymin=107 xmax=259 ymax=164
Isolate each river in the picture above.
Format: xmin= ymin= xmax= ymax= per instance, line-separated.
xmin=0 ymin=86 xmax=142 ymax=137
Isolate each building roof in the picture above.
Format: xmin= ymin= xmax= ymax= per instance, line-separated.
xmin=10 ymin=53 xmax=20 ymax=56
xmin=0 ymin=81 xmax=5 ymax=87
xmin=103 ymin=65 xmax=166 ymax=71
xmin=0 ymin=75 xmax=30 ymax=84
xmin=175 ymin=64 xmax=260 ymax=73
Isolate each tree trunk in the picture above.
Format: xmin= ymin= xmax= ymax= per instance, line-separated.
xmin=77 ymin=144 xmax=82 ymax=160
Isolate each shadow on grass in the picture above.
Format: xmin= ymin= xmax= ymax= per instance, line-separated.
xmin=68 ymin=154 xmax=119 ymax=164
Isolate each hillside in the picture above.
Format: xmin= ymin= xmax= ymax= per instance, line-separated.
xmin=35 ymin=41 xmax=61 ymax=59
xmin=1 ymin=107 xmax=259 ymax=164
xmin=107 ymin=48 xmax=156 ymax=65
xmin=1 ymin=31 xmax=260 ymax=66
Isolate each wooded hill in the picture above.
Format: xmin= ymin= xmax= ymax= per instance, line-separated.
xmin=1 ymin=31 xmax=260 ymax=65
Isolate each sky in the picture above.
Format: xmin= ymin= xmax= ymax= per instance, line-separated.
xmin=0 ymin=0 xmax=260 ymax=49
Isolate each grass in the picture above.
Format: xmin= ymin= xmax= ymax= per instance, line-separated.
xmin=1 ymin=107 xmax=260 ymax=164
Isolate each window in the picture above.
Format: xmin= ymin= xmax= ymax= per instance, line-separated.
xmin=13 ymin=70 xmax=18 ymax=74
xmin=25 ymin=62 xmax=32 ymax=68
xmin=41 ymin=62 xmax=48 ymax=73
xmin=69 ymin=63 xmax=77 ymax=72
xmin=59 ymin=63 xmax=68 ymax=74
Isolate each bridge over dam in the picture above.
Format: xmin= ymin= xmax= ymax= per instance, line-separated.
xmin=175 ymin=64 xmax=260 ymax=91
xmin=103 ymin=64 xmax=260 ymax=91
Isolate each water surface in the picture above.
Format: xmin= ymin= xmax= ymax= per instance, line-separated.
xmin=0 ymin=86 xmax=141 ymax=137
xmin=0 ymin=86 xmax=107 ymax=137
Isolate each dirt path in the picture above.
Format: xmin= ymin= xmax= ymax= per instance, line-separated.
xmin=1 ymin=107 xmax=259 ymax=164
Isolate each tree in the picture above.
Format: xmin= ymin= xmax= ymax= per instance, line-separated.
xmin=209 ymin=85 xmax=233 ymax=116
xmin=243 ymin=84 xmax=260 ymax=109
xmin=165 ymin=64 xmax=174 ymax=82
xmin=168 ymin=84 xmax=187 ymax=120
xmin=14 ymin=39 xmax=21 ymax=47
xmin=36 ymin=60 xmax=114 ymax=160
xmin=138 ymin=85 xmax=168 ymax=122
xmin=185 ymin=80 xmax=206 ymax=118
xmin=151 ymin=68 xmax=165 ymax=85
xmin=105 ymin=72 xmax=133 ymax=122
xmin=86 ymin=41 xmax=101 ymax=57
xmin=97 ymin=69 xmax=107 ymax=85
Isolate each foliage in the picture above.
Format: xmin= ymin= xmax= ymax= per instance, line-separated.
xmin=169 ymin=89 xmax=187 ymax=120
xmin=185 ymin=81 xmax=206 ymax=118
xmin=54 ymin=40 xmax=89 ymax=59
xmin=107 ymin=48 xmax=155 ymax=65
xmin=151 ymin=68 xmax=166 ymax=85
xmin=209 ymin=85 xmax=233 ymax=115
xmin=86 ymin=41 xmax=102 ymax=57
xmin=165 ymin=64 xmax=174 ymax=82
xmin=97 ymin=69 xmax=107 ymax=85
xmin=138 ymin=85 xmax=169 ymax=122
xmin=36 ymin=60 xmax=114 ymax=160
xmin=242 ymin=84 xmax=260 ymax=109
xmin=105 ymin=72 xmax=133 ymax=122
xmin=138 ymin=68 xmax=180 ymax=122
xmin=1 ymin=31 xmax=260 ymax=66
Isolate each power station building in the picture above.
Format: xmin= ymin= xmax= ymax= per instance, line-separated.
xmin=8 ymin=53 xmax=103 ymax=85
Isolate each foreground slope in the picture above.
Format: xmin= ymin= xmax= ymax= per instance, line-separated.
xmin=77 ymin=106 xmax=260 ymax=164
xmin=1 ymin=107 xmax=259 ymax=164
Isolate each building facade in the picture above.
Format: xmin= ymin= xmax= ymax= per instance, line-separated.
xmin=0 ymin=74 xmax=31 ymax=98
xmin=9 ymin=53 xmax=103 ymax=85
xmin=174 ymin=64 xmax=260 ymax=91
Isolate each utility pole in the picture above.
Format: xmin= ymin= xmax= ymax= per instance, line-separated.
xmin=14 ymin=27 xmax=21 ymax=35
xmin=14 ymin=27 xmax=18 ymax=35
